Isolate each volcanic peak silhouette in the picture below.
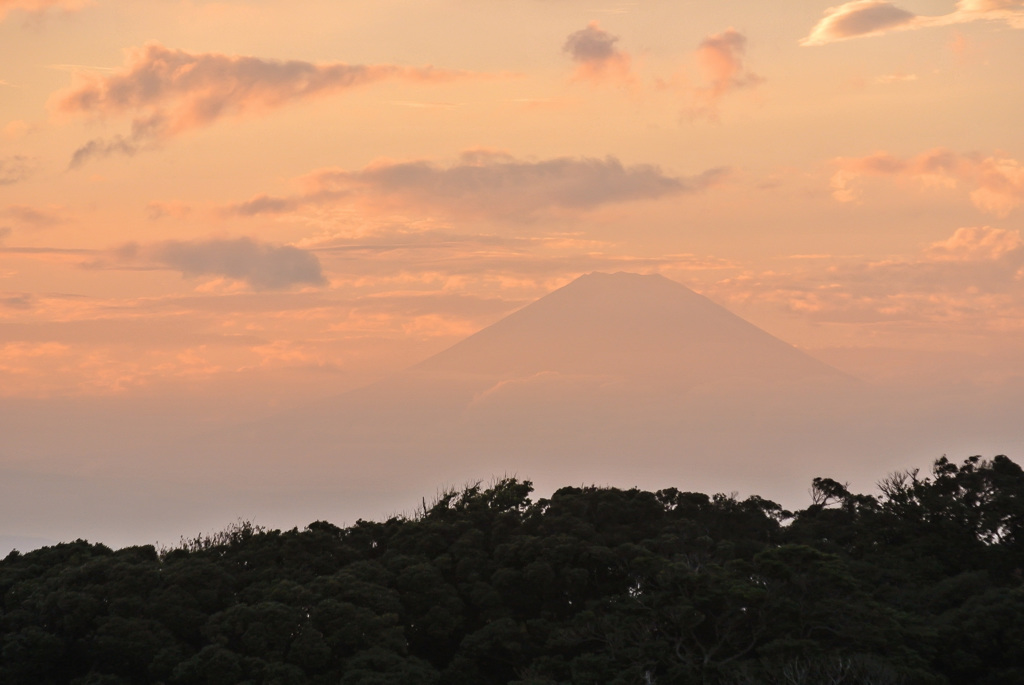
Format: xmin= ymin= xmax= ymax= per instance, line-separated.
xmin=413 ymin=271 xmax=845 ymax=385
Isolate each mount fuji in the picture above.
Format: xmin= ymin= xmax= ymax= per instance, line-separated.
xmin=413 ymin=271 xmax=846 ymax=385
xmin=175 ymin=272 xmax=873 ymax=509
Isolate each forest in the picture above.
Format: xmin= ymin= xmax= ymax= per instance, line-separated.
xmin=2 ymin=455 xmax=1023 ymax=684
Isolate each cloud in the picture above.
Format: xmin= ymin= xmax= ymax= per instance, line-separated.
xmin=954 ymin=0 xmax=1024 ymax=22
xmin=0 ymin=155 xmax=30 ymax=185
xmin=802 ymin=1 xmax=918 ymax=45
xmin=689 ymin=28 xmax=764 ymax=119
xmin=0 ymin=293 xmax=33 ymax=309
xmin=712 ymin=226 xmax=1024 ymax=328
xmin=297 ymin=222 xmax=737 ymax=306
xmin=3 ymin=204 xmax=65 ymax=228
xmin=0 ymin=0 xmax=90 ymax=21
xmin=232 ymin=194 xmax=301 ymax=216
xmin=874 ymin=73 xmax=918 ymax=84
xmin=53 ymin=43 xmax=470 ymax=167
xmin=0 ymin=226 xmax=10 ymax=242
xmin=108 ymin=238 xmax=326 ymax=290
xmin=227 ymin=150 xmax=729 ymax=222
xmin=563 ymin=21 xmax=633 ymax=84
xmin=559 ymin=24 xmax=761 ymax=118
xmin=802 ymin=0 xmax=1024 ymax=45
xmin=68 ymin=129 xmax=147 ymax=169
xmin=0 ymin=221 xmax=740 ymax=397
xmin=146 ymin=201 xmax=191 ymax=221
xmin=925 ymin=225 xmax=1023 ymax=261
xmin=831 ymin=149 xmax=1024 ymax=217
xmin=0 ymin=245 xmax=90 ymax=255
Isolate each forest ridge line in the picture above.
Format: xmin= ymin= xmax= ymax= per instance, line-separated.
xmin=2 ymin=454 xmax=1023 ymax=683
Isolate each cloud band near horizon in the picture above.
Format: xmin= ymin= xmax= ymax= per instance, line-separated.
xmin=831 ymin=148 xmax=1024 ymax=217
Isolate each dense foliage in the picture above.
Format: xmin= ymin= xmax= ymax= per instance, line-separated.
xmin=3 ymin=455 xmax=1024 ymax=684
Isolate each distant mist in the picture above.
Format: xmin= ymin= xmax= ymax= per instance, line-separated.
xmin=2 ymin=273 xmax=1022 ymax=551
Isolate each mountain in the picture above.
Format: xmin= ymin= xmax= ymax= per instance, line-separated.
xmin=413 ymin=271 xmax=846 ymax=385
xmin=163 ymin=272 xmax=871 ymax=515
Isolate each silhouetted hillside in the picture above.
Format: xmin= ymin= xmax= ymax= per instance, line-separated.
xmin=3 ymin=455 xmax=1023 ymax=684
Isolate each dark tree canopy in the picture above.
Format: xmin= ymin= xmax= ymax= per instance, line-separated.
xmin=3 ymin=457 xmax=1023 ymax=684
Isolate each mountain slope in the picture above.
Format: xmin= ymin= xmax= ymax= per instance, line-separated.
xmin=413 ymin=271 xmax=845 ymax=385
xmin=171 ymin=272 xmax=866 ymax=508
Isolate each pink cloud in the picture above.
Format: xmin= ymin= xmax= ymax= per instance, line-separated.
xmin=802 ymin=1 xmax=919 ymax=45
xmin=226 ymin=150 xmax=729 ymax=222
xmin=955 ymin=0 xmax=1024 ymax=15
xmin=101 ymin=237 xmax=327 ymax=291
xmin=926 ymin=226 xmax=1023 ymax=261
xmin=146 ymin=201 xmax=192 ymax=221
xmin=971 ymin=157 xmax=1024 ymax=216
xmin=689 ymin=28 xmax=764 ymax=120
xmin=0 ymin=155 xmax=30 ymax=185
xmin=711 ymin=226 xmax=1024 ymax=329
xmin=559 ymin=24 xmax=762 ymax=119
xmin=563 ymin=21 xmax=634 ymax=85
xmin=53 ymin=43 xmax=472 ymax=167
xmin=803 ymin=0 xmax=1024 ymax=46
xmin=831 ymin=149 xmax=1024 ymax=217
xmin=2 ymin=204 xmax=65 ymax=228
xmin=0 ymin=0 xmax=90 ymax=21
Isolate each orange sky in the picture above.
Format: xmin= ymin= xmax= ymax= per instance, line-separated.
xmin=1 ymin=0 xmax=1021 ymax=400
xmin=2 ymin=0 xmax=1024 ymax=547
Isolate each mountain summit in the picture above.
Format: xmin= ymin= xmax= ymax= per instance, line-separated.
xmin=414 ymin=271 xmax=845 ymax=386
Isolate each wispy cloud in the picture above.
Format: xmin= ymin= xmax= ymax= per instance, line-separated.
xmin=0 ymin=0 xmax=91 ymax=22
xmin=803 ymin=0 xmax=1024 ymax=46
xmin=227 ymin=150 xmax=730 ymax=222
xmin=3 ymin=204 xmax=65 ymax=228
xmin=926 ymin=225 xmax=1023 ymax=261
xmin=713 ymin=226 xmax=1024 ymax=329
xmin=0 ymin=292 xmax=33 ymax=309
xmin=0 ymin=155 xmax=31 ymax=185
xmin=67 ymin=127 xmax=149 ymax=169
xmin=102 ymin=238 xmax=327 ymax=291
xmin=146 ymin=201 xmax=191 ymax=221
xmin=53 ymin=43 xmax=473 ymax=168
xmin=831 ymin=148 xmax=1024 ymax=217
xmin=563 ymin=21 xmax=634 ymax=84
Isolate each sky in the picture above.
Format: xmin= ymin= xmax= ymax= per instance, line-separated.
xmin=2 ymin=0 xmax=1023 ymax=548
